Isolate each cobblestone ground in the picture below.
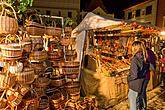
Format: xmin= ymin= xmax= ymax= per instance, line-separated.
xmin=107 ymin=85 xmax=165 ymax=110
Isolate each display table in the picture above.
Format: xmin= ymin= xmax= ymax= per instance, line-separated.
xmin=80 ymin=55 xmax=129 ymax=109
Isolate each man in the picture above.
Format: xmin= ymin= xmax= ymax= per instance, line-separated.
xmin=139 ymin=39 xmax=156 ymax=110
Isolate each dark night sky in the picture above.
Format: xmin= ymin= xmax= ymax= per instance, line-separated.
xmin=81 ymin=0 xmax=148 ymax=18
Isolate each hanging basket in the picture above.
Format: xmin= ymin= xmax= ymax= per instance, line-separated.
xmin=26 ymin=14 xmax=45 ymax=36
xmin=0 ymin=2 xmax=18 ymax=34
xmin=0 ymin=34 xmax=23 ymax=59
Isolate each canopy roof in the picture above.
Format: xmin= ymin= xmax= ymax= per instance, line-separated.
xmin=72 ymin=12 xmax=159 ymax=62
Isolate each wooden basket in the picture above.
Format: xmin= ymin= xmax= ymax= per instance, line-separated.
xmin=38 ymin=95 xmax=50 ymax=110
xmin=33 ymin=77 xmax=50 ymax=88
xmin=0 ymin=2 xmax=18 ymax=34
xmin=61 ymin=38 xmax=76 ymax=46
xmin=16 ymin=66 xmax=35 ymax=85
xmin=26 ymin=14 xmax=45 ymax=36
xmin=50 ymin=68 xmax=66 ymax=87
xmin=0 ymin=34 xmax=23 ymax=59
xmin=22 ymin=89 xmax=39 ymax=110
xmin=0 ymin=72 xmax=16 ymax=90
xmin=62 ymin=61 xmax=80 ymax=68
xmin=6 ymin=89 xmax=23 ymax=107
xmin=31 ymin=62 xmax=45 ymax=76
xmin=50 ymin=89 xmax=64 ymax=109
xmin=29 ymin=50 xmax=48 ymax=62
xmin=65 ymin=50 xmax=77 ymax=56
xmin=65 ymin=81 xmax=80 ymax=94
xmin=45 ymin=20 xmax=56 ymax=36
xmin=62 ymin=67 xmax=79 ymax=79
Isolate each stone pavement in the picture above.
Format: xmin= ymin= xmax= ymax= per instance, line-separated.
xmin=106 ymin=85 xmax=165 ymax=110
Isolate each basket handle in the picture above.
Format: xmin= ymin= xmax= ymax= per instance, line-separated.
xmin=5 ymin=34 xmax=21 ymax=44
xmin=0 ymin=2 xmax=17 ymax=20
xmin=64 ymin=99 xmax=78 ymax=109
xmin=28 ymin=14 xmax=43 ymax=25
xmin=53 ymin=89 xmax=64 ymax=100
xmin=51 ymin=20 xmax=56 ymax=27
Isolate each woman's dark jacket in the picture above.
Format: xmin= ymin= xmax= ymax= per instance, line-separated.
xmin=128 ymin=52 xmax=145 ymax=93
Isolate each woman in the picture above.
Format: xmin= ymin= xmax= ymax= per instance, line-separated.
xmin=128 ymin=41 xmax=148 ymax=110
xmin=160 ymin=48 xmax=165 ymax=88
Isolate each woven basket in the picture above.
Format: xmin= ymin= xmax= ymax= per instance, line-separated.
xmin=29 ymin=50 xmax=48 ymax=62
xmin=16 ymin=66 xmax=35 ymax=85
xmin=0 ymin=72 xmax=16 ymax=90
xmin=0 ymin=34 xmax=23 ymax=59
xmin=61 ymin=38 xmax=76 ymax=46
xmin=0 ymin=2 xmax=18 ymax=34
xmin=45 ymin=20 xmax=56 ymax=36
xmin=50 ymin=89 xmax=64 ymax=109
xmin=50 ymin=68 xmax=66 ymax=87
xmin=65 ymin=81 xmax=80 ymax=94
xmin=62 ymin=61 xmax=80 ymax=68
xmin=33 ymin=77 xmax=50 ymax=88
xmin=26 ymin=14 xmax=45 ymax=36
xmin=6 ymin=89 xmax=23 ymax=107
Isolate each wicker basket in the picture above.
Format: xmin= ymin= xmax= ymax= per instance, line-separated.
xmin=31 ymin=62 xmax=45 ymax=76
xmin=65 ymin=81 xmax=80 ymax=94
xmin=50 ymin=69 xmax=66 ymax=87
xmin=0 ymin=34 xmax=23 ymax=59
xmin=16 ymin=66 xmax=35 ymax=85
xmin=0 ymin=72 xmax=16 ymax=90
xmin=38 ymin=95 xmax=50 ymax=110
xmin=0 ymin=90 xmax=8 ymax=109
xmin=50 ymin=89 xmax=64 ymax=109
xmin=45 ymin=20 xmax=56 ymax=36
xmin=22 ymin=89 xmax=39 ymax=110
xmin=29 ymin=50 xmax=48 ymax=62
xmin=6 ymin=89 xmax=23 ymax=107
xmin=65 ymin=50 xmax=77 ymax=56
xmin=33 ymin=77 xmax=50 ymax=88
xmin=62 ymin=61 xmax=80 ymax=68
xmin=26 ymin=14 xmax=45 ymax=36
xmin=0 ymin=2 xmax=18 ymax=34
xmin=61 ymin=38 xmax=76 ymax=46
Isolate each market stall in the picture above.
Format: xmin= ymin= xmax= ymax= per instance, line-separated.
xmin=72 ymin=12 xmax=160 ymax=108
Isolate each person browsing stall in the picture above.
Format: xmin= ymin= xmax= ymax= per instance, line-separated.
xmin=128 ymin=41 xmax=149 ymax=110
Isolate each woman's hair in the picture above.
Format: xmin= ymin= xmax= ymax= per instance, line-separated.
xmin=132 ymin=41 xmax=148 ymax=63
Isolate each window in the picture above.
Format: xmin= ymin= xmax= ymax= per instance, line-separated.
xmin=68 ymin=12 xmax=72 ymax=18
xmin=58 ymin=11 xmax=61 ymax=16
xmin=136 ymin=9 xmax=141 ymax=17
xmin=46 ymin=10 xmax=51 ymax=15
xmin=128 ymin=12 xmax=132 ymax=19
xmin=146 ymin=5 xmax=152 ymax=15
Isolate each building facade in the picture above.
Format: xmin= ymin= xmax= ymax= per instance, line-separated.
xmin=31 ymin=0 xmax=80 ymax=23
xmin=123 ymin=0 xmax=158 ymax=25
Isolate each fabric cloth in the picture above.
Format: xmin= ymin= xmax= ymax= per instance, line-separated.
xmin=128 ymin=89 xmax=138 ymax=110
xmin=146 ymin=48 xmax=156 ymax=80
xmin=128 ymin=52 xmax=145 ymax=93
